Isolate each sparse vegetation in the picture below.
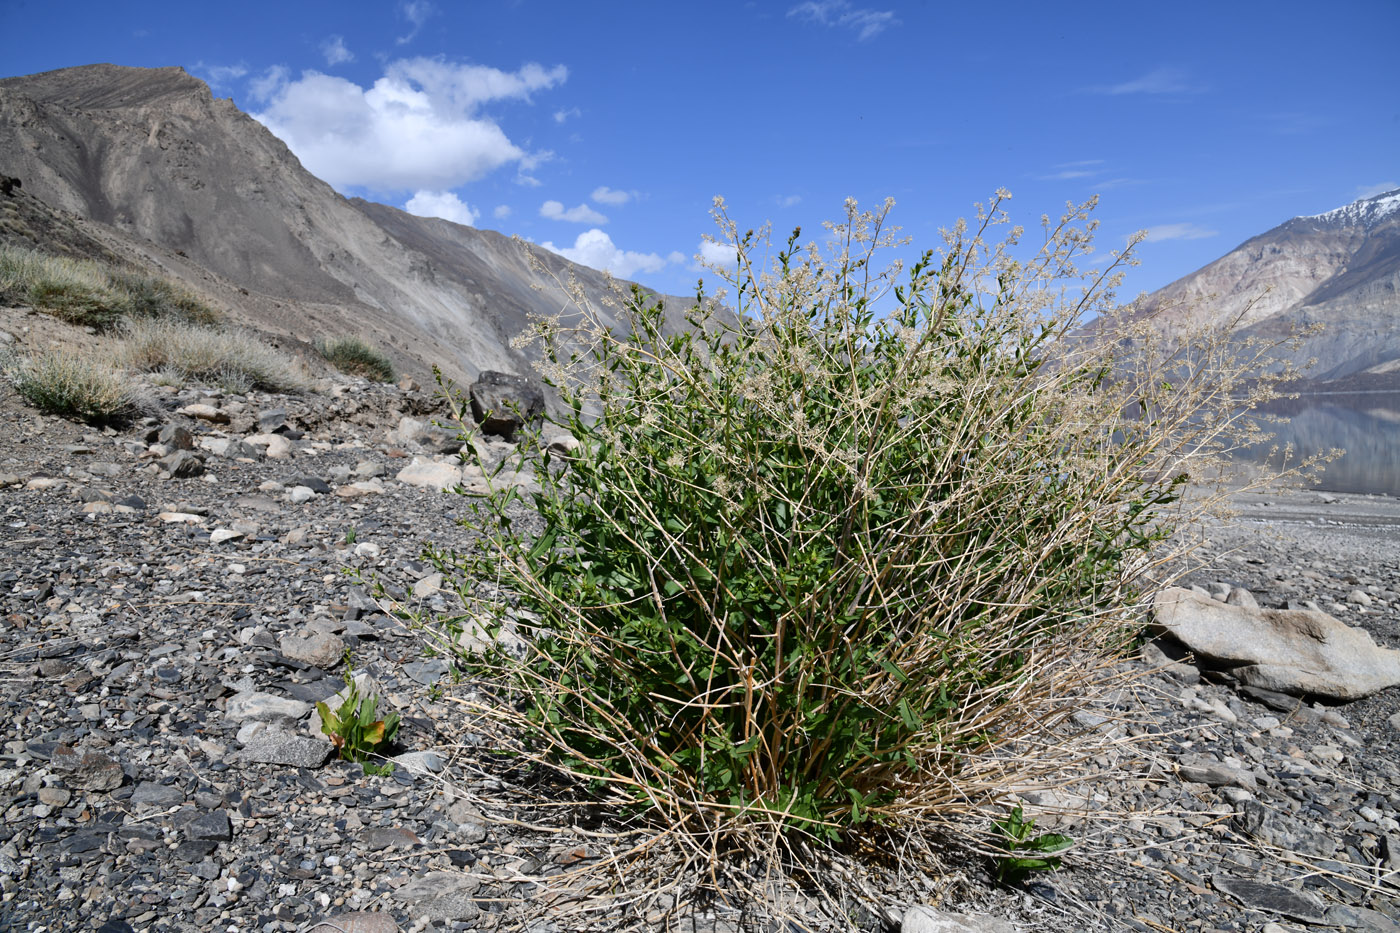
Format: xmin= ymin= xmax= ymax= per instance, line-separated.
xmin=316 ymin=335 xmax=396 ymax=382
xmin=0 ymin=243 xmax=217 ymax=330
xmin=435 ymin=192 xmax=1311 ymax=877
xmin=2 ymin=347 xmax=143 ymax=423
xmin=316 ymin=664 xmax=401 ymax=772
xmin=119 ymin=318 xmax=309 ymax=393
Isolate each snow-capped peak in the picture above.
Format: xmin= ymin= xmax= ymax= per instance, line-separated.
xmin=1304 ymin=188 xmax=1400 ymax=226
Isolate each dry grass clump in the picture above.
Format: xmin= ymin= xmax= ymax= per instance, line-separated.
xmin=316 ymin=335 xmax=396 ymax=382
xmin=0 ymin=243 xmax=218 ymax=330
xmin=2 ymin=348 xmax=143 ymax=423
xmin=421 ymin=193 xmax=1321 ymax=924
xmin=118 ymin=318 xmax=309 ymax=393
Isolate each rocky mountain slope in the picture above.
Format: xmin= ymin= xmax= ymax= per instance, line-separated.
xmin=1137 ymin=189 xmax=1400 ymax=384
xmin=0 ymin=63 xmax=700 ymax=385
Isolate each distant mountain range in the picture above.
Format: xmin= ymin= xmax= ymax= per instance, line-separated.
xmin=1132 ymin=188 xmax=1400 ymax=386
xmin=1 ymin=63 xmax=1396 ymax=391
xmin=0 ymin=63 xmax=701 ymax=385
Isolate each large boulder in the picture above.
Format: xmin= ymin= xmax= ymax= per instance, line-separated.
xmin=1152 ymin=587 xmax=1400 ymax=701
xmin=468 ymin=371 xmax=544 ymax=440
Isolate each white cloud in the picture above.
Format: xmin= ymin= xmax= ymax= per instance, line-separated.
xmin=397 ymin=0 xmax=433 ymax=45
xmin=1039 ymin=169 xmax=1096 ymax=181
xmin=248 ymin=65 xmax=290 ymax=102
xmin=1358 ymin=181 xmax=1400 ymax=200
xmin=541 ymin=229 xmax=667 ymax=279
xmin=493 ymin=204 xmax=512 ymax=219
xmin=250 ymin=58 xmax=566 ymax=192
xmin=404 ymin=190 xmax=477 ymax=226
xmin=697 ymin=239 xmax=739 ymax=267
xmin=515 ymin=174 xmax=543 ymax=187
xmin=540 ymin=200 xmax=608 ymax=224
xmin=776 ymin=194 xmax=801 ymax=207
xmin=787 ymin=1 xmax=898 ymax=40
xmin=591 ymin=186 xmax=632 ymax=205
xmin=321 ymin=36 xmax=354 ymax=66
xmin=667 ymin=251 xmax=687 ymax=265
xmin=1097 ymin=67 xmax=1202 ymax=95
xmin=200 ymin=63 xmax=249 ymax=87
xmin=553 ymin=106 xmax=582 ymax=123
xmin=1144 ymin=222 xmax=1218 ymax=242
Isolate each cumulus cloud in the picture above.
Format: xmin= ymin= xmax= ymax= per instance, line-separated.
xmin=404 ymin=190 xmax=477 ymax=226
xmin=697 ymin=239 xmax=739 ymax=267
xmin=553 ymin=106 xmax=582 ymax=123
xmin=787 ymin=1 xmax=898 ymax=40
xmin=493 ymin=204 xmax=512 ymax=219
xmin=321 ymin=36 xmax=354 ymax=66
xmin=248 ymin=65 xmax=290 ymax=102
xmin=541 ymin=200 xmax=608 ymax=224
xmin=1144 ymin=222 xmax=1218 ymax=242
xmin=541 ymin=230 xmax=667 ymax=279
xmin=591 ymin=186 xmax=632 ymax=206
xmin=199 ymin=63 xmax=249 ymax=87
xmin=250 ymin=58 xmax=566 ymax=192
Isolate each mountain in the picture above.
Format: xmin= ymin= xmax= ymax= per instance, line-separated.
xmin=1136 ymin=189 xmax=1400 ymax=385
xmin=0 ymin=63 xmax=701 ymax=384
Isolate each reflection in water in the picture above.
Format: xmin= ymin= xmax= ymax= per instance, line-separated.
xmin=1240 ymin=393 xmax=1400 ymax=497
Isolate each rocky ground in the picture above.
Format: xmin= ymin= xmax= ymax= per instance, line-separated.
xmin=1 ymin=340 xmax=1399 ymax=933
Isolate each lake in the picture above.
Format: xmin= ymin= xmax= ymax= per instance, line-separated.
xmin=1241 ymin=392 xmax=1400 ymax=498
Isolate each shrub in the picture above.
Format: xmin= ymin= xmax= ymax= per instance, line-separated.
xmin=316 ymin=335 xmax=395 ymax=382
xmin=437 ymin=195 xmax=1306 ymax=858
xmin=3 ymin=348 xmax=142 ymax=423
xmin=0 ymin=244 xmax=217 ymax=330
xmin=119 ymin=318 xmax=308 ymax=393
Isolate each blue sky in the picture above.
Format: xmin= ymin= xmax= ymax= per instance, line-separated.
xmin=4 ymin=0 xmax=1398 ymax=301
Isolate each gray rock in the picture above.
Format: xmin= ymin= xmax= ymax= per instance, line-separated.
xmin=469 ymin=371 xmax=544 ymax=440
xmin=279 ymin=630 xmax=345 ymax=668
xmin=1153 ymin=587 xmax=1400 ymax=700
xmin=130 ymin=781 xmax=185 ymax=808
xmin=391 ymin=751 xmax=445 ymax=776
xmin=1212 ymin=875 xmax=1327 ymax=924
xmin=185 ymin=810 xmax=232 ymax=842
xmin=225 ymin=690 xmax=311 ymax=722
xmin=157 ymin=424 xmax=195 ymax=449
xmin=394 ymin=458 xmax=461 ymax=490
xmin=48 ymin=745 xmax=124 ymax=791
xmin=306 ymin=913 xmax=402 ymax=933
xmin=901 ymin=905 xmax=1017 ymax=933
xmin=1226 ymin=586 xmax=1259 ymax=609
xmin=236 ymin=728 xmax=332 ymax=769
xmin=160 ymin=450 xmax=206 ymax=478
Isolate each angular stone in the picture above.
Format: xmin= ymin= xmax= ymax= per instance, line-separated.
xmin=335 ymin=481 xmax=384 ymax=498
xmin=1213 ymin=875 xmax=1327 ymax=924
xmin=306 ymin=912 xmax=402 ymax=933
xmin=178 ymin=403 xmax=229 ymax=424
xmin=225 ymin=690 xmax=311 ymax=722
xmin=1153 ymin=587 xmax=1400 ymax=700
xmin=157 ymin=511 xmax=205 ymax=524
xmin=157 ymin=424 xmax=195 ymax=449
xmin=902 ymin=905 xmax=1017 ymax=933
xmin=236 ymin=728 xmax=332 ymax=769
xmin=209 ymin=528 xmax=243 ymax=544
xmin=279 ymin=630 xmax=344 ymax=669
xmin=185 ymin=810 xmax=232 ymax=842
xmin=395 ymin=458 xmax=461 ymax=491
xmin=129 ymin=781 xmax=185 ymax=808
xmin=160 ymin=450 xmax=205 ymax=478
xmin=468 ymin=371 xmax=544 ymax=440
xmin=49 ymin=745 xmax=124 ymax=791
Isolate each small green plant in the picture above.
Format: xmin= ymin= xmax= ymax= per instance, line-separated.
xmin=316 ymin=335 xmax=396 ymax=382
xmin=362 ymin=761 xmax=397 ymax=778
xmin=344 ymin=526 xmax=358 ymax=545
xmin=316 ymin=666 xmax=400 ymax=771
xmin=3 ymin=348 xmax=142 ymax=423
xmin=991 ymin=805 xmax=1073 ymax=885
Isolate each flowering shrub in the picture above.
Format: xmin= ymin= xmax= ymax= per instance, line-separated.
xmin=437 ymin=194 xmax=1298 ymax=851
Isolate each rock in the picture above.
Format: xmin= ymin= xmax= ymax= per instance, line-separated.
xmin=546 ymin=434 xmax=582 ymax=458
xmin=335 ymin=481 xmax=384 ymax=498
xmin=395 ymin=458 xmax=462 ymax=490
xmin=160 ymin=450 xmax=205 ymax=478
xmin=209 ymin=528 xmax=243 ymax=544
xmin=49 ymin=745 xmax=125 ymax=791
xmin=157 ymin=424 xmax=195 ymax=449
xmin=247 ymin=433 xmax=294 ymax=458
xmin=1212 ymin=875 xmax=1327 ymax=924
xmin=178 ymin=403 xmax=229 ymax=424
xmin=225 ymin=690 xmax=312 ymax=722
xmin=1226 ymin=586 xmax=1259 ymax=608
xmin=289 ymin=475 xmax=332 ymax=494
xmin=1153 ymin=587 xmax=1400 ymax=700
xmin=279 ymin=630 xmax=345 ymax=668
xmin=236 ymin=727 xmax=332 ymax=769
xmin=469 ymin=371 xmax=544 ymax=440
xmin=306 ymin=912 xmax=402 ymax=933
xmin=130 ymin=781 xmax=185 ymax=808
xmin=390 ymin=751 xmax=445 ymax=776
xmin=1348 ymin=589 xmax=1374 ymax=607
xmin=288 ymin=485 xmax=316 ymax=504
xmin=901 ymin=905 xmax=1017 ymax=933
xmin=1177 ymin=753 xmax=1257 ymax=790
xmin=186 ymin=810 xmax=232 ymax=842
